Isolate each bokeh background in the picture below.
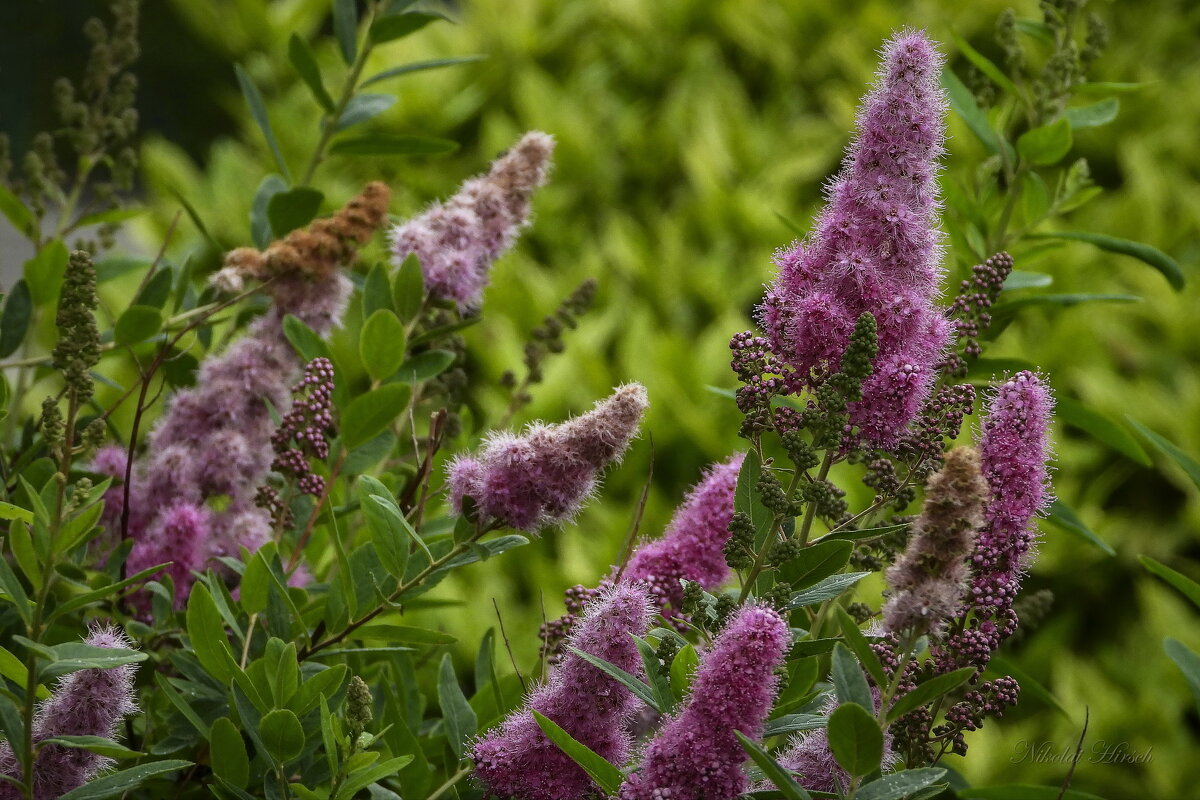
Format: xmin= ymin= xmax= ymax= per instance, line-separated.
xmin=3 ymin=1 xmax=1198 ymax=797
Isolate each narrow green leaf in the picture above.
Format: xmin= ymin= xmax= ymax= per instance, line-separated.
xmin=831 ymin=644 xmax=873 ymax=711
xmin=234 ymin=64 xmax=291 ymax=183
xmin=1125 ymin=416 xmax=1200 ymax=488
xmin=154 ymin=672 xmax=209 ymax=736
xmin=991 ymin=293 xmax=1139 ymax=318
xmin=360 ymin=309 xmax=408 ymax=382
xmin=949 ymin=31 xmax=1019 ymax=98
xmin=1028 ymin=231 xmax=1184 ymax=290
xmin=259 ymin=709 xmax=304 ymax=763
xmin=735 ymin=730 xmax=813 ymax=800
xmin=356 ymin=624 xmax=455 ymax=645
xmin=1056 ymin=397 xmax=1150 ymax=466
xmin=786 ymin=572 xmax=870 ymax=609
xmin=288 ymin=34 xmax=335 ymax=112
xmin=1165 ymin=637 xmax=1200 ymax=713
xmin=267 ymin=187 xmax=324 ymax=237
xmin=1003 ymin=270 xmax=1053 ymax=290
xmin=827 ymin=702 xmax=883 ymax=777
xmin=334 ymin=756 xmax=413 ymax=800
xmin=114 ymin=305 xmax=163 ymax=345
xmin=887 ymin=667 xmax=976 ymax=722
xmin=633 ymin=635 xmax=674 ymax=711
xmin=333 ymin=0 xmax=358 ymax=65
xmin=835 ymin=607 xmax=887 ymax=688
xmin=763 ymin=714 xmax=826 ymax=738
xmin=565 ymin=645 xmax=664 ymax=713
xmin=986 ymin=656 xmax=1069 ymax=717
xmin=1017 ymin=117 xmax=1072 ymax=165
xmin=329 ymin=134 xmax=459 ymax=157
xmin=23 ymin=239 xmax=69 ymax=306
xmin=250 ymin=174 xmax=287 ymax=249
xmin=957 ymin=787 xmax=1108 ymax=800
xmin=1044 ymin=500 xmax=1115 ymax=557
xmin=370 ymin=12 xmax=445 ymax=43
xmin=282 ymin=313 xmax=334 ymax=363
xmin=335 ymin=93 xmax=397 ymax=132
xmin=395 ymin=349 xmax=455 ymax=383
xmin=0 ymin=280 xmax=32 ymax=359
xmin=1065 ymin=97 xmax=1119 ymax=129
xmin=779 ymin=539 xmax=853 ymax=590
xmin=941 ymin=68 xmax=1011 ymax=161
xmin=437 ymin=652 xmax=477 ymax=759
xmin=1140 ymin=556 xmax=1200 ymax=611
xmin=362 ymin=55 xmax=486 ymax=87
xmin=0 ymin=184 xmax=36 ymax=238
xmin=40 ymin=735 xmax=141 ymax=760
xmin=857 ymin=768 xmax=948 ymax=800
xmin=55 ymin=760 xmax=191 ymax=800
xmin=186 ymin=583 xmax=237 ymax=684
xmin=341 ymin=383 xmax=412 ymax=449
xmin=532 ymin=711 xmax=624 ymax=796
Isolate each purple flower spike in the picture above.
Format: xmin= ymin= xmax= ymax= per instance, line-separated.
xmin=390 ymin=131 xmax=555 ymax=310
xmin=0 ymin=625 xmax=139 ymax=800
xmin=757 ymin=29 xmax=952 ymax=445
xmin=472 ymin=583 xmax=654 ymax=800
xmin=624 ymin=453 xmax=744 ymax=613
xmin=620 ymin=605 xmax=790 ymax=800
xmin=449 ymin=384 xmax=648 ymax=531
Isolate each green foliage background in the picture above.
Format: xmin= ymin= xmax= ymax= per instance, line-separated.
xmin=8 ymin=0 xmax=1198 ymax=797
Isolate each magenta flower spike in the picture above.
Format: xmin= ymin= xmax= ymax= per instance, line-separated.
xmin=624 ymin=453 xmax=744 ymax=613
xmin=471 ymin=583 xmax=654 ymax=800
xmin=390 ymin=131 xmax=555 ymax=310
xmin=0 ymin=626 xmax=139 ymax=800
xmin=757 ymin=30 xmax=952 ymax=445
xmin=619 ymin=605 xmax=790 ymax=800
xmin=448 ymin=384 xmax=648 ymax=531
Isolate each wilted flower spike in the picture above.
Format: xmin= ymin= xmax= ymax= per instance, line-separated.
xmin=449 ymin=384 xmax=647 ymax=531
xmin=472 ymin=583 xmax=654 ymax=800
xmin=624 ymin=453 xmax=744 ymax=613
xmin=756 ymin=29 xmax=952 ymax=445
xmin=620 ymin=605 xmax=789 ymax=800
xmin=883 ymin=447 xmax=988 ymax=635
xmin=390 ymin=131 xmax=555 ymax=310
xmin=0 ymin=625 xmax=138 ymax=800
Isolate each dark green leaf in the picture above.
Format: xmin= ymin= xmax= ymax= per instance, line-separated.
xmin=786 ymin=572 xmax=870 ymax=609
xmin=763 ymin=714 xmax=825 ymax=738
xmin=827 ymin=702 xmax=883 ymax=777
xmin=0 ymin=280 xmax=32 ymax=358
xmin=133 ymin=267 xmax=174 ymax=309
xmin=735 ymin=731 xmax=812 ymax=800
xmin=1125 ymin=416 xmax=1200 ymax=488
xmin=370 ymin=12 xmax=445 ymax=43
xmin=1056 ymin=397 xmax=1150 ymax=466
xmin=55 ymin=760 xmax=191 ymax=800
xmin=835 ymin=606 xmax=887 ymax=688
xmin=267 ymin=187 xmax=324 ymax=237
xmin=886 ymin=667 xmax=976 ymax=722
xmin=985 ymin=656 xmax=1069 ymax=717
xmin=949 ymin=31 xmax=1019 ymax=97
xmin=857 ymin=768 xmax=947 ymax=800
xmin=356 ymin=624 xmax=455 ymax=645
xmin=288 ymin=34 xmax=335 ymax=112
xmin=957 ymin=787 xmax=1107 ymax=800
xmin=941 ymin=68 xmax=1012 ymax=161
xmin=992 ymin=293 xmax=1140 ymax=318
xmin=234 ymin=65 xmax=291 ymax=183
xmin=1075 ymin=81 xmax=1148 ymax=94
xmin=438 ymin=652 xmax=477 ymax=759
xmin=0 ymin=184 xmax=36 ymax=238
xmin=41 ymin=736 xmax=141 ymax=760
xmin=23 ymin=239 xmax=69 ymax=306
xmin=565 ymin=646 xmax=664 ymax=713
xmin=333 ymin=0 xmax=358 ymax=65
xmin=1027 ymin=231 xmax=1184 ymax=290
xmin=38 ymin=642 xmax=147 ymax=680
xmin=1065 ymin=97 xmax=1119 ymax=129
xmin=250 ymin=174 xmax=288 ymax=249
xmin=362 ymin=55 xmax=486 ymax=87
xmin=114 ymin=305 xmax=163 ymax=345
xmin=1140 ymin=556 xmax=1200 ymax=611
xmin=335 ymin=93 xmax=397 ymax=131
xmin=360 ymin=310 xmax=407 ymax=382
xmin=1165 ymin=638 xmax=1200 ymax=713
xmin=633 ymin=635 xmax=674 ymax=712
xmin=532 ymin=710 xmax=624 ymax=796
xmin=363 ymin=261 xmax=393 ymax=317
xmin=341 ymin=383 xmax=411 ymax=449
xmin=209 ymin=717 xmax=250 ymax=787
xmin=779 ymin=539 xmax=853 ymax=589
xmin=831 ymin=643 xmax=872 ymax=710
xmin=329 ymin=134 xmax=459 ymax=157
xmin=186 ymin=582 xmax=237 ymax=684
xmin=282 ymin=314 xmax=334 ymax=363
xmin=153 ymin=672 xmax=209 ymax=736
xmin=259 ymin=709 xmax=304 ymax=763
xmin=1044 ymin=500 xmax=1115 ymax=557
xmin=1017 ymin=117 xmax=1072 ymax=165
xmin=396 ymin=349 xmax=455 ymax=383
xmin=391 ymin=253 xmax=425 ymax=322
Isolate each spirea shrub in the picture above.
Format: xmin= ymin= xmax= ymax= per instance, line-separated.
xmin=0 ymin=2 xmax=1192 ymax=800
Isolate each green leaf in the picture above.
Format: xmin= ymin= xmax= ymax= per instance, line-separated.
xmin=334 ymin=756 xmax=414 ymax=800
xmin=356 ymin=624 xmax=455 ymax=645
xmin=50 ymin=563 xmax=174 ymax=621
xmin=392 ymin=253 xmax=425 ymax=322
xmin=0 ymin=644 xmax=35 ymax=692
xmin=831 ymin=644 xmax=873 ymax=711
xmin=1164 ymin=638 xmax=1200 ymax=713
xmin=234 ymin=64 xmax=291 ymax=183
xmin=329 ymin=134 xmax=459 ymax=157
xmin=941 ymin=68 xmax=1011 ymax=161
xmin=336 ymin=93 xmax=397 ymax=131
xmin=986 ymin=656 xmax=1069 ymax=717
xmin=332 ymin=0 xmax=358 ymax=65
xmin=395 ymin=349 xmax=455 ymax=383
xmin=565 ymin=645 xmax=664 ymax=713
xmin=250 ymin=174 xmax=288 ymax=249
xmin=857 ymin=768 xmax=948 ymax=800
xmin=1140 ymin=556 xmax=1200 ymax=611
xmin=835 ymin=606 xmax=887 ymax=688
xmin=957 ymin=787 xmax=1108 ymax=800
xmin=1125 ymin=416 xmax=1200 ymax=489
xmin=886 ymin=666 xmax=976 ymax=722
xmin=1065 ymin=97 xmax=1119 ymax=129
xmin=267 ymin=187 xmax=324 ymax=237
xmin=633 ymin=635 xmax=674 ymax=712
xmin=23 ymin=239 xmax=69 ymax=306
xmin=133 ymin=267 xmax=174 ymax=309
xmin=55 ymin=760 xmax=191 ymax=800
xmin=735 ymin=730 xmax=813 ymax=800
xmin=1044 ymin=500 xmax=1115 ymax=557
xmin=763 ymin=714 xmax=826 ymax=738
xmin=360 ymin=309 xmax=408 ymax=382
xmin=532 ymin=711 xmax=624 ymax=795
xmin=1027 ymin=231 xmax=1184 ymax=291
xmin=779 ymin=539 xmax=853 ymax=590
xmin=370 ymin=12 xmax=445 ymax=43
xmin=363 ymin=261 xmax=393 ymax=317
xmin=0 ymin=184 xmax=36 ymax=238
xmin=949 ymin=31 xmax=1020 ymax=98
xmin=341 ymin=383 xmax=412 ymax=449
xmin=288 ymin=34 xmax=335 ymax=112
xmin=734 ymin=449 xmax=775 ymax=550
xmin=362 ymin=55 xmax=486 ymax=87
xmin=41 ymin=735 xmax=142 ymax=760
xmin=282 ymin=314 xmax=334 ymax=363
xmin=785 ymin=572 xmax=870 ymax=609
xmin=38 ymin=642 xmax=147 ymax=680
xmin=1003 ymin=270 xmax=1053 ymax=291
xmin=186 ymin=582 xmax=237 ymax=684
xmin=437 ymin=652 xmax=477 ymax=759
xmin=991 ymin=293 xmax=1140 ymax=318
xmin=114 ymin=305 xmax=163 ymax=345
xmin=1017 ymin=117 xmax=1072 ymax=165
xmin=827 ymin=702 xmax=883 ymax=777
xmin=1056 ymin=397 xmax=1150 ymax=466
xmin=669 ymin=644 xmax=698 ymax=700
xmin=0 ymin=280 xmax=32 ymax=359
xmin=258 ymin=709 xmax=304 ymax=764
xmin=153 ymin=672 xmax=209 ymax=736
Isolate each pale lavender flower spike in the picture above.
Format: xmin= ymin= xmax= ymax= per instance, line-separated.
xmin=391 ymin=131 xmax=555 ymax=310
xmin=0 ymin=625 xmax=138 ymax=800
xmin=620 ymin=605 xmax=790 ymax=800
xmin=448 ymin=384 xmax=648 ymax=531
xmin=472 ymin=583 xmax=654 ymax=800
xmin=758 ymin=29 xmax=952 ymax=445
xmin=624 ymin=452 xmax=744 ymax=614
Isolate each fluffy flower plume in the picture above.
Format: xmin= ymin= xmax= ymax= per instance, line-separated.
xmin=883 ymin=446 xmax=987 ymax=635
xmin=620 ymin=605 xmax=789 ymax=800
xmin=0 ymin=626 xmax=139 ymax=800
xmin=448 ymin=384 xmax=648 ymax=531
xmin=757 ymin=30 xmax=952 ymax=445
xmin=390 ymin=131 xmax=554 ymax=310
xmin=624 ymin=453 xmax=744 ymax=612
xmin=472 ymin=583 xmax=653 ymax=800
xmin=102 ymin=183 xmax=390 ymax=606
